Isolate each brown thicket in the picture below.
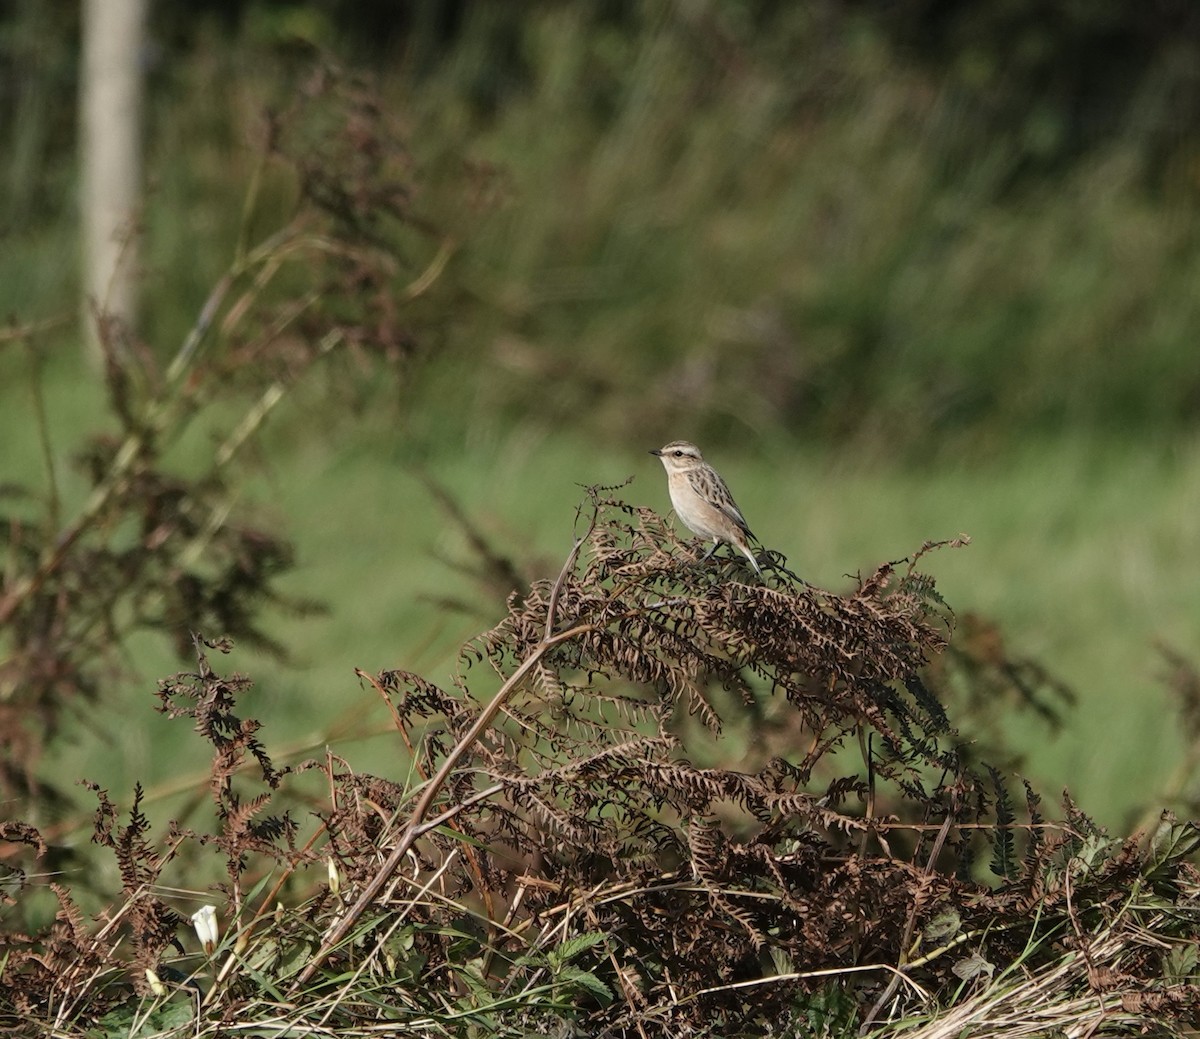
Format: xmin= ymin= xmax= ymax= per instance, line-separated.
xmin=3 ymin=490 xmax=1199 ymax=1037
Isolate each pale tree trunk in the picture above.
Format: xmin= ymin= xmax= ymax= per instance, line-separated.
xmin=80 ymin=0 xmax=147 ymax=365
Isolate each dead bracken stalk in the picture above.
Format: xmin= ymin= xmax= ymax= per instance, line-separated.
xmin=294 ymin=526 xmax=594 ymax=985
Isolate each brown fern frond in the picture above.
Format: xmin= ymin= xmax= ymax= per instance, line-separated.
xmin=687 ymin=817 xmax=768 ymax=949
xmin=0 ymin=821 xmax=47 ymax=858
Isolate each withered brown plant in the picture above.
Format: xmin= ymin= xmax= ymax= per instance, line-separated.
xmin=4 ymin=490 xmax=1199 ymax=1038
xmin=285 ymin=489 xmax=1200 ymax=1036
xmin=0 ymin=634 xmax=313 ymax=1025
xmin=0 ymin=66 xmax=486 ymax=832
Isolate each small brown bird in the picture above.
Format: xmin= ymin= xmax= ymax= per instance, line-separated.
xmin=651 ymin=441 xmax=760 ymax=572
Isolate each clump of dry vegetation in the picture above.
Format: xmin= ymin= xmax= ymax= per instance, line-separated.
xmin=3 ymin=490 xmax=1199 ymax=1038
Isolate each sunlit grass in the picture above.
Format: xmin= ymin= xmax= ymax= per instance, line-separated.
xmin=296 ymin=425 xmax=1197 ymax=832
xmin=19 ymin=354 xmax=1195 ymax=838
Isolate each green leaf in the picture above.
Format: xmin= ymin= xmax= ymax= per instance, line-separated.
xmin=548 ymin=930 xmax=607 ymax=969
xmin=922 ymin=908 xmax=962 ymax=944
xmin=986 ymin=766 xmax=1016 ymax=879
xmin=1072 ymin=833 xmax=1119 ymax=874
xmin=89 ymin=997 xmax=196 ymax=1039
xmin=952 ymin=952 xmax=995 ymax=981
xmin=1163 ymin=942 xmax=1199 ymax=983
xmin=1149 ymin=812 xmax=1200 ymax=872
xmin=457 ymin=957 xmax=491 ymax=997
xmin=769 ymin=946 xmax=795 ymax=975
xmin=558 ymin=965 xmax=614 ymax=1004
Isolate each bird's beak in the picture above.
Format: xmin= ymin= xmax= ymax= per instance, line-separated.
xmin=649 ymin=449 xmax=661 ymax=457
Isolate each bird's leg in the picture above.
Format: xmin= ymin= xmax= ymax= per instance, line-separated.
xmin=700 ymin=539 xmax=719 ymax=562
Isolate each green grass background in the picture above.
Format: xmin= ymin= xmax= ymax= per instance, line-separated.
xmin=3 ymin=3 xmax=1200 ymax=853
xmin=16 ymin=373 xmax=1196 ymax=836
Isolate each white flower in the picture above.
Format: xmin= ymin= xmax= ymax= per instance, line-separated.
xmin=191 ymin=904 xmax=219 ymax=955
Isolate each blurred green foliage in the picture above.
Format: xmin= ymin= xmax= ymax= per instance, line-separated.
xmin=4 ymin=0 xmax=1200 ymax=454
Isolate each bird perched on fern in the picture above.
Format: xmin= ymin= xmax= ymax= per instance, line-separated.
xmin=651 ymin=441 xmax=762 ymax=573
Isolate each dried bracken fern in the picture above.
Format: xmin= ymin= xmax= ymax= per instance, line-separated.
xmin=3 ymin=492 xmax=1199 ymax=1039
xmin=285 ymin=489 xmax=1200 ymax=1036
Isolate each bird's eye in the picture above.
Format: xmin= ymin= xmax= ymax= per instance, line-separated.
xmin=673 ymin=450 xmax=683 ymax=457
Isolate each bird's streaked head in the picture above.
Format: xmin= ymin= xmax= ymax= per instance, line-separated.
xmin=651 ymin=440 xmax=705 ymax=473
